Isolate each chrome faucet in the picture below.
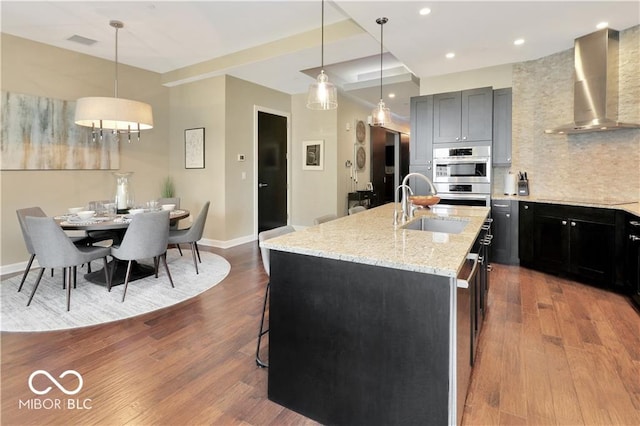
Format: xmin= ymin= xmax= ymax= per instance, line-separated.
xmin=393 ymin=184 xmax=413 ymax=226
xmin=394 ymin=172 xmax=438 ymax=226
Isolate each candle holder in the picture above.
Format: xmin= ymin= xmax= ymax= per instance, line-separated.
xmin=113 ymin=172 xmax=135 ymax=214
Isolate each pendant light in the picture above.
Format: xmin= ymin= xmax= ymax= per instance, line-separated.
xmin=74 ymin=20 xmax=153 ymax=142
xmin=371 ymin=17 xmax=391 ymax=127
xmin=306 ymin=0 xmax=338 ymax=110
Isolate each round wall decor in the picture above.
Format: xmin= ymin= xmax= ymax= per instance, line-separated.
xmin=356 ymin=120 xmax=366 ymax=143
xmin=356 ymin=146 xmax=366 ymax=170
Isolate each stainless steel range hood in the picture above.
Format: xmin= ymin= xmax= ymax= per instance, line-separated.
xmin=546 ymin=28 xmax=640 ymax=134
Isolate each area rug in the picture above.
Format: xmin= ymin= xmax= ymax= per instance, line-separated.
xmin=0 ymin=250 xmax=230 ymax=332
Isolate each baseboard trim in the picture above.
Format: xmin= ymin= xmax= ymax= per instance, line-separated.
xmin=198 ymin=234 xmax=257 ymax=249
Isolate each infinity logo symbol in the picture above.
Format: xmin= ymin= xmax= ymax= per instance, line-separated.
xmin=28 ymin=370 xmax=83 ymax=395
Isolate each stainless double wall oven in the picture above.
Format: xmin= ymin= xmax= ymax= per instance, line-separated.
xmin=433 ymin=145 xmax=491 ymax=207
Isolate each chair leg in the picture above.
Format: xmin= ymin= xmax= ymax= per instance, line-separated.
xmin=103 ymin=257 xmax=111 ymax=290
xmin=73 ymin=266 xmax=77 ymax=289
xmin=256 ymin=282 xmax=270 ymax=368
xmin=121 ymin=260 xmax=133 ymax=302
xmin=86 ymin=261 xmax=92 ymax=274
xmin=27 ymin=268 xmax=45 ymax=307
xmin=190 ymin=242 xmax=199 ymax=275
xmin=195 ymin=242 xmax=201 ymax=263
xmin=108 ymin=259 xmax=117 ymax=292
xmin=65 ymin=267 xmax=72 ymax=312
xmin=177 ymin=244 xmax=183 ymax=256
xmin=18 ymin=254 xmax=36 ymax=292
xmin=161 ymin=252 xmax=175 ymax=288
xmin=154 ymin=256 xmax=160 ymax=278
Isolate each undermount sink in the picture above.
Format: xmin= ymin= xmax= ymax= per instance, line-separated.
xmin=402 ymin=216 xmax=469 ymax=234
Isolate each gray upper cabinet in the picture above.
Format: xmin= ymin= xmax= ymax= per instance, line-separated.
xmin=410 ymin=95 xmax=434 ymax=170
xmin=492 ymin=88 xmax=512 ymax=166
xmin=433 ymin=87 xmax=493 ymax=144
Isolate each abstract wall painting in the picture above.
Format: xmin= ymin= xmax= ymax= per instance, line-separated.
xmin=1 ymin=91 xmax=119 ymax=170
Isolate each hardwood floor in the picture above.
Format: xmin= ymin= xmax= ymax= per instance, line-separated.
xmin=1 ymin=243 xmax=639 ymax=425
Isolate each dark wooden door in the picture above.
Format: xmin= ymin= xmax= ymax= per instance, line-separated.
xmin=258 ymin=111 xmax=287 ymax=233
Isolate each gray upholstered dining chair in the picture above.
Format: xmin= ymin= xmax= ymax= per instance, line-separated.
xmin=348 ymin=205 xmax=367 ymax=215
xmin=24 ymin=216 xmax=112 ymax=311
xmin=167 ymin=201 xmax=210 ymax=274
xmin=16 ymin=206 xmax=94 ymax=293
xmin=256 ymin=225 xmax=296 ymax=368
xmin=313 ymin=213 xmax=337 ymax=225
xmin=109 ymin=210 xmax=174 ymax=302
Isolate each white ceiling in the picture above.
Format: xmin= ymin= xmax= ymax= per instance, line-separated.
xmin=2 ymin=1 xmax=639 ymax=123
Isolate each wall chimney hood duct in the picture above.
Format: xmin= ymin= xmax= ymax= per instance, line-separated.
xmin=546 ymin=28 xmax=640 ymax=134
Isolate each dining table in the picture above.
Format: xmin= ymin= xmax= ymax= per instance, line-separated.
xmin=56 ymin=209 xmax=190 ymax=286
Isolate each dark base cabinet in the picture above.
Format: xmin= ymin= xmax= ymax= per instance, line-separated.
xmin=626 ymin=214 xmax=640 ymax=308
xmin=519 ymin=201 xmax=630 ymax=293
xmin=492 ymin=200 xmax=519 ymax=265
xmin=268 ymin=251 xmax=452 ymax=425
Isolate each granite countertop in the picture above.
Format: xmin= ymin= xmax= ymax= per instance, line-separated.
xmin=261 ymin=203 xmax=490 ymax=278
xmin=492 ymin=194 xmax=640 ymax=216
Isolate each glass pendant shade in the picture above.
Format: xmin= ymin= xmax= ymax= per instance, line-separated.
xmin=75 ymin=97 xmax=153 ymax=131
xmin=371 ymin=17 xmax=391 ymax=127
xmin=371 ymin=99 xmax=391 ymax=127
xmin=307 ymin=70 xmax=338 ymax=110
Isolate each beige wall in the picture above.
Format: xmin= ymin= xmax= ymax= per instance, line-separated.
xmin=336 ymin=94 xmax=373 ymax=216
xmin=420 ymin=63 xmax=513 ymax=95
xmin=290 ymin=93 xmax=338 ymax=226
xmin=168 ymin=75 xmax=226 ymax=242
xmin=1 ymin=34 xmax=170 ymax=267
xmin=225 ymin=76 xmax=291 ymax=240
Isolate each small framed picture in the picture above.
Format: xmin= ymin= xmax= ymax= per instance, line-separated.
xmin=302 ymin=140 xmax=324 ymax=171
xmin=185 ymin=127 xmax=205 ymax=169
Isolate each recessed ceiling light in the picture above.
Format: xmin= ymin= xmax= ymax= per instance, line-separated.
xmin=514 ymin=38 xmax=525 ymax=46
xmin=388 ymin=93 xmax=396 ymax=99
xmin=445 ymin=52 xmax=455 ymax=59
xmin=419 ymin=7 xmax=431 ymax=16
xmin=596 ymin=21 xmax=609 ymax=29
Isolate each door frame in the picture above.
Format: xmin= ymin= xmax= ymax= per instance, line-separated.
xmin=253 ymin=105 xmax=291 ymax=239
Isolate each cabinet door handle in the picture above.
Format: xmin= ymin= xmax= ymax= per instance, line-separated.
xmin=630 ymin=235 xmax=640 ymax=242
xmin=630 ymin=221 xmax=640 ymax=227
xmin=462 ymin=136 xmax=467 ymax=140
xmin=524 ymin=205 xmax=529 ymax=209
xmin=258 ymin=183 xmax=268 ymax=188
xmin=570 ymin=221 xmax=576 ymax=227
xmin=455 ymin=137 xmax=460 ymax=141
xmin=493 ymin=203 xmax=509 ymax=208
xmin=506 ymin=213 xmax=510 ymax=218
xmin=507 ymin=157 xmax=511 ymax=161
xmin=562 ymin=220 xmax=567 ymax=225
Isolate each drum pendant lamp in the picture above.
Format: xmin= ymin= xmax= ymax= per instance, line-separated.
xmin=74 ymin=20 xmax=153 ymax=142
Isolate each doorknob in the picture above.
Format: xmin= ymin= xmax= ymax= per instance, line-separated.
xmin=258 ymin=183 xmax=268 ymax=188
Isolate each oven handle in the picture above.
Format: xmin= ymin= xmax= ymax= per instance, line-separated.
xmin=434 ymin=157 xmax=491 ymax=164
xmin=439 ymin=194 xmax=490 ymax=201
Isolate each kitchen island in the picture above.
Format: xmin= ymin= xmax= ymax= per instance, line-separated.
xmin=261 ymin=203 xmax=490 ymax=425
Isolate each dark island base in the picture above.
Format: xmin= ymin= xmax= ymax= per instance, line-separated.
xmin=268 ymin=251 xmax=452 ymax=425
xmin=84 ymin=260 xmax=154 ymax=287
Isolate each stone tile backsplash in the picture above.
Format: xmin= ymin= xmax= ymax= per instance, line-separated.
xmin=493 ymin=25 xmax=640 ymax=202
